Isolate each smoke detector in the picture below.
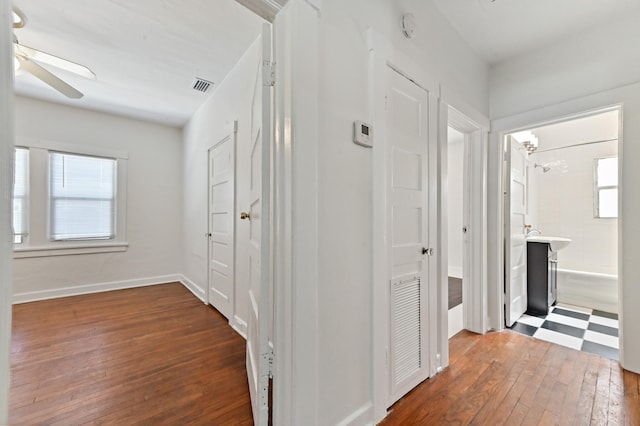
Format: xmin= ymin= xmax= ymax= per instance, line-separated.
xmin=192 ymin=78 xmax=214 ymax=93
xmin=402 ymin=13 xmax=416 ymax=39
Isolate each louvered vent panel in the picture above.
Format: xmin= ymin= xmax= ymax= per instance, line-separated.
xmin=392 ymin=277 xmax=421 ymax=385
xmin=192 ymin=78 xmax=213 ymax=93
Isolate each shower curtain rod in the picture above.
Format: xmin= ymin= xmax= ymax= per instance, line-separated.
xmin=531 ymin=138 xmax=618 ymax=154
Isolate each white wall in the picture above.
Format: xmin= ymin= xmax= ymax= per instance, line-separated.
xmin=447 ymin=127 xmax=464 ymax=278
xmin=12 ymin=96 xmax=183 ymax=299
xmin=289 ymin=0 xmax=489 ymax=423
xmin=182 ymin=37 xmax=261 ymax=331
xmin=488 ymin=10 xmax=640 ymax=373
xmin=490 ymin=12 xmax=640 ymax=119
xmin=529 ymin=112 xmax=618 ymax=275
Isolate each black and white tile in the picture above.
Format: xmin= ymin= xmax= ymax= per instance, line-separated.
xmin=510 ymin=304 xmax=619 ymax=360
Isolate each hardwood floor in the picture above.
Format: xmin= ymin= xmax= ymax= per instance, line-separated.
xmin=382 ymin=330 xmax=640 ymax=425
xmin=10 ymin=284 xmax=640 ymax=425
xmin=9 ymin=283 xmax=253 ymax=425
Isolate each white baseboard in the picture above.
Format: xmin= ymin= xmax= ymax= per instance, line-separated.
xmin=179 ymin=275 xmax=206 ymax=303
xmin=448 ymin=303 xmax=464 ymax=338
xmin=336 ymin=402 xmax=373 ymax=426
xmin=13 ymin=274 xmax=183 ymax=304
xmin=232 ymin=315 xmax=248 ymax=339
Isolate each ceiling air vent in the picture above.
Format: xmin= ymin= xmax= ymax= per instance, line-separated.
xmin=192 ymin=78 xmax=213 ymax=93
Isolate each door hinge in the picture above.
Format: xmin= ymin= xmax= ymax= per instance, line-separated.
xmin=263 ymin=60 xmax=275 ymax=87
xmin=263 ymin=349 xmax=275 ymax=379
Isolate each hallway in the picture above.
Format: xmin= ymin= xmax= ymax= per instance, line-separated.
xmin=383 ymin=330 xmax=639 ymax=425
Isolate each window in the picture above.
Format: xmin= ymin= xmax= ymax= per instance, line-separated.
xmin=49 ymin=152 xmax=117 ymax=240
xmin=13 ymin=148 xmax=29 ymax=244
xmin=13 ymin=138 xmax=128 ymax=258
xmin=595 ymin=157 xmax=618 ymax=218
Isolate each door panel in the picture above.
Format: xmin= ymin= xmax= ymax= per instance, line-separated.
xmin=387 ymin=67 xmax=430 ymax=406
xmin=208 ymin=127 xmax=236 ymax=319
xmin=505 ymin=136 xmax=528 ymax=327
xmin=246 ymin=23 xmax=272 ymax=426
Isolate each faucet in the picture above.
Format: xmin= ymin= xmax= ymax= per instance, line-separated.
xmin=525 ymin=225 xmax=542 ymax=236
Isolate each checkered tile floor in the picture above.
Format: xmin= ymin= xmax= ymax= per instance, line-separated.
xmin=510 ymin=304 xmax=619 ymax=360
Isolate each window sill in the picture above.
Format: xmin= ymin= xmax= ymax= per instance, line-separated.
xmin=13 ymin=242 xmax=129 ymax=259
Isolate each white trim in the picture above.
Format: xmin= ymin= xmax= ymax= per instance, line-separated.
xmin=13 ymin=241 xmax=128 ymax=258
xmin=13 ymin=274 xmax=183 ymax=304
xmin=232 ymin=315 xmax=248 ymax=339
xmin=17 ymin=136 xmax=129 ymax=159
xmin=272 ymin=1 xmax=320 ymax=424
xmin=0 ymin=0 xmax=14 ymax=420
xmin=335 ymin=402 xmax=374 ymax=426
xmin=180 ymin=275 xmax=206 ymax=302
xmin=443 ymin=103 xmax=490 ymax=335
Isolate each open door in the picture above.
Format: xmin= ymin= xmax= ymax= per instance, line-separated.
xmin=504 ymin=136 xmax=528 ymax=327
xmin=245 ymin=23 xmax=273 ymax=426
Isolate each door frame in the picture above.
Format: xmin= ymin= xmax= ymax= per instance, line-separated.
xmin=489 ymin=103 xmax=623 ymax=332
xmin=0 ymin=0 xmax=14 ymax=420
xmin=206 ymin=121 xmax=238 ymax=326
xmin=369 ymin=28 xmax=443 ymax=422
xmin=442 ymin=103 xmax=489 ymax=335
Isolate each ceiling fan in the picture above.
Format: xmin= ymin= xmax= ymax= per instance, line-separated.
xmin=12 ymin=6 xmax=96 ymax=99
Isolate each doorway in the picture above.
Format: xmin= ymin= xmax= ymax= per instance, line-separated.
xmin=447 ymin=126 xmax=464 ymax=337
xmin=503 ymin=107 xmax=621 ymax=360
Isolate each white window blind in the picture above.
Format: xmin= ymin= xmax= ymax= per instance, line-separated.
xmin=595 ymin=157 xmax=618 ymax=219
xmin=13 ymin=148 xmax=29 ymax=243
xmin=49 ymin=152 xmax=116 ymax=240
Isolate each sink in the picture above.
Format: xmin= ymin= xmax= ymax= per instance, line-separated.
xmin=527 ymin=235 xmax=571 ymax=252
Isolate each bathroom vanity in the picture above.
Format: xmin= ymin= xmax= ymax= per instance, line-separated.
xmin=526 ymin=236 xmax=571 ymax=316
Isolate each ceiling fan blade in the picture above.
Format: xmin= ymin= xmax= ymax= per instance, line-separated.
xmin=15 ymin=43 xmax=96 ymax=80
xmin=17 ymin=56 xmax=84 ymax=99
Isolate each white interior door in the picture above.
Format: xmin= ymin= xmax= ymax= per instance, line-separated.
xmin=386 ymin=66 xmax=431 ymax=406
xmin=245 ymin=23 xmax=272 ymax=426
xmin=505 ymin=136 xmax=528 ymax=327
xmin=207 ymin=123 xmax=237 ymax=319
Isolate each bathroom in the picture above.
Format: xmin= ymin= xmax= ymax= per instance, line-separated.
xmin=507 ymin=108 xmax=620 ymax=359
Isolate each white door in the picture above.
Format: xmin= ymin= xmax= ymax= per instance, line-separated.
xmin=386 ymin=67 xmax=431 ymax=406
xmin=505 ymin=136 xmax=528 ymax=327
xmin=245 ymin=23 xmax=272 ymax=426
xmin=207 ymin=123 xmax=237 ymax=319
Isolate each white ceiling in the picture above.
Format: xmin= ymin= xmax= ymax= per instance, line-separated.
xmin=12 ymin=0 xmax=265 ymax=127
xmin=14 ymin=0 xmax=640 ymax=128
xmin=431 ymin=0 xmax=640 ymax=64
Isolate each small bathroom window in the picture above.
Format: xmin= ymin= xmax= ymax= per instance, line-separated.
xmin=594 ymin=157 xmax=618 ymax=218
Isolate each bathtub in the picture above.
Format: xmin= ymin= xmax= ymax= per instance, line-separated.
xmin=556 ymin=269 xmax=618 ymax=314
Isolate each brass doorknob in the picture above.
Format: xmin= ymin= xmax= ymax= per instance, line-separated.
xmin=240 ymin=212 xmax=250 ymax=220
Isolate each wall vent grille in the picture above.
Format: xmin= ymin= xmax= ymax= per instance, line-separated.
xmin=192 ymin=78 xmax=213 ymax=93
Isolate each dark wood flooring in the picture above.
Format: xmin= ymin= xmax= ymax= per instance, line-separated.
xmin=10 ymin=283 xmax=640 ymax=425
xmin=449 ymin=276 xmax=462 ymax=309
xmin=382 ymin=330 xmax=640 ymax=425
xmin=9 ymin=283 xmax=253 ymax=425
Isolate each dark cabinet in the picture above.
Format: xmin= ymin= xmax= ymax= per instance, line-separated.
xmin=526 ymin=241 xmax=558 ymax=316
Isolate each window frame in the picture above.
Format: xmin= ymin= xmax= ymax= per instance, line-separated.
xmin=48 ymin=151 xmax=117 ymax=241
xmin=13 ymin=138 xmax=128 ymax=258
xmin=12 ymin=147 xmax=29 ymax=245
xmin=594 ymin=156 xmax=618 ymax=219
